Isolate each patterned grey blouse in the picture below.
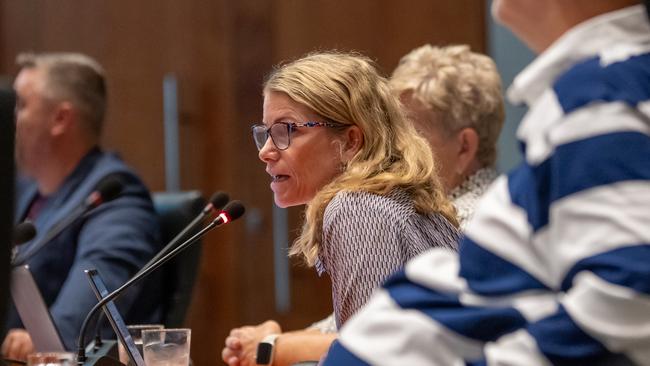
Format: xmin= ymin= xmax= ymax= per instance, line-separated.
xmin=315 ymin=189 xmax=460 ymax=328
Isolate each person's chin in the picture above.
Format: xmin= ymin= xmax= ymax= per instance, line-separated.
xmin=273 ymin=196 xmax=292 ymax=208
xmin=274 ymin=194 xmax=305 ymax=208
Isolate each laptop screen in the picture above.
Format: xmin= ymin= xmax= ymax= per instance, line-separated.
xmin=10 ymin=265 xmax=66 ymax=352
xmin=84 ymin=269 xmax=145 ymax=366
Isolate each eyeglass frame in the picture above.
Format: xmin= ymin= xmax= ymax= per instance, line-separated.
xmin=251 ymin=121 xmax=345 ymax=151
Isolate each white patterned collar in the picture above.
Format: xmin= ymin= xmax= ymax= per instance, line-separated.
xmin=449 ymin=167 xmax=498 ymax=201
xmin=449 ymin=167 xmax=499 ymax=230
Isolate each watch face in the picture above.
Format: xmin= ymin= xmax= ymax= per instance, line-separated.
xmin=256 ymin=342 xmax=273 ymax=364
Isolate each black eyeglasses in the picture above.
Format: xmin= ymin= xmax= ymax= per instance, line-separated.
xmin=251 ymin=121 xmax=341 ymax=151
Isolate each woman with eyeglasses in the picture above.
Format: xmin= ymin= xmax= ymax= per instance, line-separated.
xmin=222 ymin=51 xmax=460 ymax=366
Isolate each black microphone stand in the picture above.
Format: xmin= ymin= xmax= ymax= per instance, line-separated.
xmin=76 ymin=212 xmax=233 ymax=364
xmin=86 ymin=192 xmax=230 ymax=360
xmin=13 ymin=178 xmax=123 ymax=266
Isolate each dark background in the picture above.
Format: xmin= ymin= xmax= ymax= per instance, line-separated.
xmin=0 ymin=88 xmax=15 ymax=335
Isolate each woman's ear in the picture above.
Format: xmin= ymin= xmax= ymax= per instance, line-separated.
xmin=455 ymin=127 xmax=479 ymax=175
xmin=342 ymin=125 xmax=364 ymax=161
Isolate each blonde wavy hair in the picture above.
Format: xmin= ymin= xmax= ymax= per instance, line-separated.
xmin=264 ymin=51 xmax=457 ymax=266
xmin=390 ymin=44 xmax=504 ymax=167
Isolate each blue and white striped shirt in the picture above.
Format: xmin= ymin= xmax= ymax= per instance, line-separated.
xmin=323 ymin=5 xmax=650 ymax=365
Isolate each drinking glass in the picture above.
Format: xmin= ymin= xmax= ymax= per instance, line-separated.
xmin=27 ymin=352 xmax=75 ymax=366
xmin=118 ymin=324 xmax=165 ymax=365
xmin=142 ymin=328 xmax=191 ymax=366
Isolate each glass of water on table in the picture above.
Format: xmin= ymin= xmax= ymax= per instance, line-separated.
xmin=27 ymin=352 xmax=75 ymax=366
xmin=142 ymin=328 xmax=191 ymax=366
xmin=118 ymin=324 xmax=164 ymax=365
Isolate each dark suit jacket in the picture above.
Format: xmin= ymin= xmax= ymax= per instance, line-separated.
xmin=7 ymin=147 xmax=163 ymax=350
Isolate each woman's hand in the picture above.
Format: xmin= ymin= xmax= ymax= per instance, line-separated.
xmin=221 ymin=320 xmax=282 ymax=366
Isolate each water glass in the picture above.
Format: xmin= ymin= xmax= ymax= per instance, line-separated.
xmin=142 ymin=328 xmax=191 ymax=366
xmin=118 ymin=324 xmax=165 ymax=365
xmin=27 ymin=352 xmax=75 ymax=366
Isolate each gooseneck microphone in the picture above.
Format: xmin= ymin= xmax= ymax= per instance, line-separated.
xmin=90 ymin=191 xmax=230 ymax=348
xmin=12 ymin=176 xmax=123 ymax=266
xmin=76 ymin=200 xmax=246 ymax=363
xmin=139 ymin=191 xmax=229 ymax=273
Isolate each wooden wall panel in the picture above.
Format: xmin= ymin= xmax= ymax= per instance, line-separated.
xmin=0 ymin=1 xmax=486 ymax=364
xmin=272 ymin=0 xmax=486 ymax=72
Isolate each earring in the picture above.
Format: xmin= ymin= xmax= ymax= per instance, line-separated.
xmin=456 ymin=170 xmax=465 ymax=182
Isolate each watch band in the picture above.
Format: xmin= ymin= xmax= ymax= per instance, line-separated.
xmin=256 ymin=333 xmax=280 ymax=365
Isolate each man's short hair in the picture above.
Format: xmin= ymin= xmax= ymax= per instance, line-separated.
xmin=390 ymin=44 xmax=505 ymax=167
xmin=16 ymin=52 xmax=107 ymax=138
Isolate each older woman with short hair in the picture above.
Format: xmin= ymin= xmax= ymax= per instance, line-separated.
xmin=390 ymin=44 xmax=505 ymax=229
xmin=222 ymin=51 xmax=459 ymax=366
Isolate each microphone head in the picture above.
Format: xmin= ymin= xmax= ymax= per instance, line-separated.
xmin=13 ymin=221 xmax=37 ymax=245
xmin=85 ymin=175 xmax=124 ymax=208
xmin=95 ymin=176 xmax=124 ymax=202
xmin=208 ymin=191 xmax=230 ymax=211
xmin=223 ymin=200 xmax=245 ymax=222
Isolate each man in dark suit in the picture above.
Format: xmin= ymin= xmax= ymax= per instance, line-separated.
xmin=1 ymin=53 xmax=162 ymax=361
